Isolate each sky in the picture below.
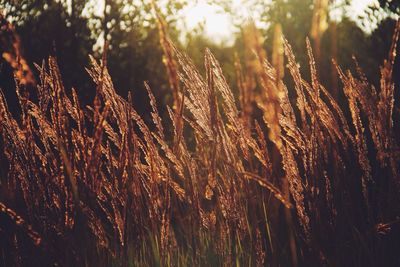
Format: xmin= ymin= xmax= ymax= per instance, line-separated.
xmin=179 ymin=0 xmax=381 ymax=44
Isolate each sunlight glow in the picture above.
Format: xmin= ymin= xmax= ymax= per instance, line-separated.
xmin=182 ymin=2 xmax=232 ymax=41
xmin=179 ymin=0 xmax=272 ymax=45
xmin=181 ymin=0 xmax=380 ymax=42
xmin=180 ymin=0 xmax=252 ymax=44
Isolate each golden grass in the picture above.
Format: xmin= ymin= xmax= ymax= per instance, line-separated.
xmin=0 ymin=13 xmax=399 ymax=266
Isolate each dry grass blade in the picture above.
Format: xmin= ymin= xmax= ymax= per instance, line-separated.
xmin=0 ymin=202 xmax=41 ymax=246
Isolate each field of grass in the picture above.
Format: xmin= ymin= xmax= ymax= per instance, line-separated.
xmin=0 ymin=11 xmax=400 ymax=267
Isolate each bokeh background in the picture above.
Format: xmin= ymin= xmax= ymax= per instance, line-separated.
xmin=0 ymin=0 xmax=399 ymax=116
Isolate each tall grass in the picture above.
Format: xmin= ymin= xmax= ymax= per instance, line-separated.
xmin=0 ymin=13 xmax=399 ymax=266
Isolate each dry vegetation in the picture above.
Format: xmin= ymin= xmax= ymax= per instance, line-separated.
xmin=0 ymin=13 xmax=400 ymax=267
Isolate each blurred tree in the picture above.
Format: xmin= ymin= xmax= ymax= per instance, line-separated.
xmin=95 ymin=0 xmax=187 ymax=119
xmin=366 ymin=18 xmax=400 ymax=90
xmin=378 ymin=0 xmax=400 ymax=14
xmin=242 ymin=0 xmax=397 ymax=95
xmin=0 ymin=0 xmax=188 ymax=117
xmin=0 ymin=0 xmax=95 ymax=103
xmin=0 ymin=0 xmax=397 ymax=120
xmin=262 ymin=0 xmax=313 ymax=59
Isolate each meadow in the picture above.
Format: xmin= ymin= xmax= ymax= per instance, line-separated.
xmin=0 ymin=6 xmax=399 ymax=267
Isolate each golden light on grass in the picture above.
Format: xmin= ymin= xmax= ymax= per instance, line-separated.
xmin=0 ymin=1 xmax=399 ymax=266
